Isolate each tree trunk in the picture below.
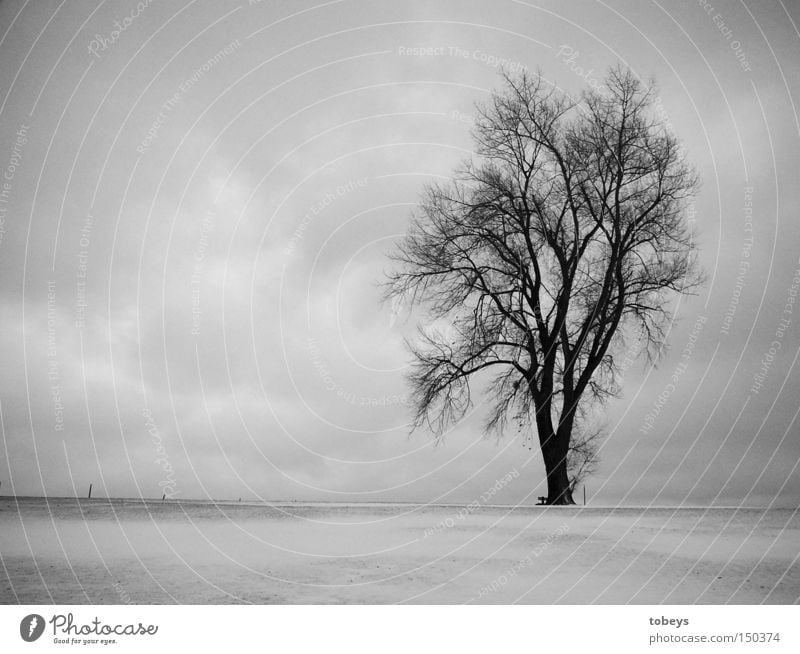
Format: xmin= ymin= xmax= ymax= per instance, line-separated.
xmin=543 ymin=447 xmax=575 ymax=505
xmin=534 ymin=407 xmax=576 ymax=506
xmin=550 ymin=408 xmax=577 ymax=505
xmin=539 ymin=430 xmax=575 ymax=504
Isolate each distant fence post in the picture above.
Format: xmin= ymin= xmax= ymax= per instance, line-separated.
xmin=88 ymin=483 xmax=93 ymax=499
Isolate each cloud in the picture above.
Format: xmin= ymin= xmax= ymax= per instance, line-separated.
xmin=1 ymin=0 xmax=799 ymax=506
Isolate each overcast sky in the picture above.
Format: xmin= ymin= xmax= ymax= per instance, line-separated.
xmin=0 ymin=0 xmax=798 ymax=507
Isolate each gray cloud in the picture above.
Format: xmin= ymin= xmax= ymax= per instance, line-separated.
xmin=1 ymin=0 xmax=799 ymax=507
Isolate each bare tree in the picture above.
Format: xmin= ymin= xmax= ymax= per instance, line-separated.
xmin=387 ymin=67 xmax=702 ymax=504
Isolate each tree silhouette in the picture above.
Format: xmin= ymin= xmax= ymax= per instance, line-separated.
xmin=387 ymin=67 xmax=702 ymax=504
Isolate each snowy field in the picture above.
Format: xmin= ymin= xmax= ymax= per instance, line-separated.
xmin=1 ymin=498 xmax=797 ymax=604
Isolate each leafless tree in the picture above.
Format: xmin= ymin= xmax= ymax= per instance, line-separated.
xmin=387 ymin=67 xmax=702 ymax=504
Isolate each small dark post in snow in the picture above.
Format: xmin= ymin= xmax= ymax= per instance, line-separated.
xmin=583 ymin=486 xmax=586 ymax=505
xmin=88 ymin=483 xmax=93 ymax=499
xmin=162 ymin=493 xmax=166 ymax=500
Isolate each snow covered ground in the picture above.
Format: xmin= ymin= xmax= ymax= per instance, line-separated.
xmin=1 ymin=498 xmax=797 ymax=604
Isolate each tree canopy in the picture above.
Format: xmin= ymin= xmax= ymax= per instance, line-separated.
xmin=387 ymin=67 xmax=702 ymax=504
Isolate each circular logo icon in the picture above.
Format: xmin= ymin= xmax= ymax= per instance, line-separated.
xmin=20 ymin=614 xmax=45 ymax=642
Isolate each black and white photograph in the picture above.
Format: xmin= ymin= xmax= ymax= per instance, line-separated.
xmin=0 ymin=0 xmax=799 ymax=649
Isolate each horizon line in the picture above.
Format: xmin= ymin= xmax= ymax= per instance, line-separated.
xmin=0 ymin=495 xmax=794 ymax=510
